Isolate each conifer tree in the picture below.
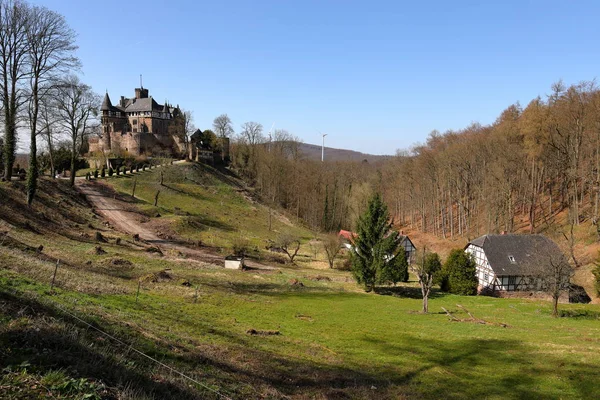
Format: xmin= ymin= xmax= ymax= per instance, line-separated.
xmin=351 ymin=193 xmax=406 ymax=291
xmin=438 ymin=249 xmax=478 ymax=295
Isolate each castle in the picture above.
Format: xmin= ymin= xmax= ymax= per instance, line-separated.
xmin=88 ymin=86 xmax=186 ymax=157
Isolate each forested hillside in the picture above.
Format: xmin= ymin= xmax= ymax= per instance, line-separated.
xmin=231 ymin=80 xmax=600 ymax=243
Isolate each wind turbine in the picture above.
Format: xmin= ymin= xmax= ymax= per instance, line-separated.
xmin=319 ymin=131 xmax=328 ymax=162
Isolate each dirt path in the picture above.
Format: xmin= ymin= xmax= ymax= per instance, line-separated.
xmin=76 ymin=180 xmax=274 ymax=270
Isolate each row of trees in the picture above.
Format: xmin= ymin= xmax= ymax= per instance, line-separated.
xmin=0 ymin=0 xmax=99 ymax=203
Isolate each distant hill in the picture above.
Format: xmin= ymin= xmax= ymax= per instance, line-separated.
xmin=298 ymin=143 xmax=391 ymax=163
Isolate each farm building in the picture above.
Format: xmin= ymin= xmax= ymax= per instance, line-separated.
xmin=465 ymin=233 xmax=564 ymax=293
xmin=337 ymin=229 xmax=416 ymax=264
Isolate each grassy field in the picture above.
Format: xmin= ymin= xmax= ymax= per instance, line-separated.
xmin=1 ymin=170 xmax=600 ymax=399
xmin=105 ymin=162 xmax=315 ymax=254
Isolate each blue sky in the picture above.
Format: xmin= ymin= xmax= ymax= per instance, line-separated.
xmin=35 ymin=0 xmax=600 ymax=154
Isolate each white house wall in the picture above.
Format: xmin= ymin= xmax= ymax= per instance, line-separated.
xmin=465 ymin=244 xmax=495 ymax=289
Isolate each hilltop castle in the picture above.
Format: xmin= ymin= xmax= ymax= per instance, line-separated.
xmin=88 ymin=86 xmax=186 ymax=157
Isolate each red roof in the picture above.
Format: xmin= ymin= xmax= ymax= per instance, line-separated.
xmin=338 ymin=230 xmax=357 ymax=242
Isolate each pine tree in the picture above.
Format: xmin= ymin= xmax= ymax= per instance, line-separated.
xmin=351 ymin=193 xmax=406 ymax=291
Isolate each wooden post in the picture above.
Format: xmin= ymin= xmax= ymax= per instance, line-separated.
xmin=136 ymin=280 xmax=141 ymax=302
xmin=132 ymin=178 xmax=137 ymax=198
xmin=154 ymin=190 xmax=160 ymax=207
xmin=51 ymin=259 xmax=59 ymax=290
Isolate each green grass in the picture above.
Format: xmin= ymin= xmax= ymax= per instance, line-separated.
xmin=2 ymin=171 xmax=600 ymax=399
xmin=107 ymin=162 xmax=314 ymax=253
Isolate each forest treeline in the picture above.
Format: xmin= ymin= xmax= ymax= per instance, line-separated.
xmin=230 ymin=80 xmax=600 ymax=238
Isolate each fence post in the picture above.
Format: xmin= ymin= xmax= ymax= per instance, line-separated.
xmin=51 ymin=259 xmax=59 ymax=290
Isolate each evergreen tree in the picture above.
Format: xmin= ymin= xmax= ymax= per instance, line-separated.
xmin=379 ymin=248 xmax=409 ymax=285
xmin=439 ymin=249 xmax=478 ymax=295
xmin=351 ymin=193 xmax=406 ymax=291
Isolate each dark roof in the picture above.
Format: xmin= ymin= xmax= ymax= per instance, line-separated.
xmin=101 ymin=93 xmax=113 ymax=111
xmin=399 ymin=235 xmax=416 ymax=250
xmin=125 ymin=97 xmax=163 ymax=113
xmin=190 ymin=129 xmax=203 ymax=141
xmin=467 ymin=234 xmax=564 ymax=276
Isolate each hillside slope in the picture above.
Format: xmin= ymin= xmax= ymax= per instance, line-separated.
xmin=298 ymin=142 xmax=390 ymax=163
xmin=1 ymin=168 xmax=600 ymax=399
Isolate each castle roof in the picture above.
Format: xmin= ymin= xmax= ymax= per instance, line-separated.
xmin=125 ymin=97 xmax=164 ymax=113
xmin=100 ymin=93 xmax=113 ymax=111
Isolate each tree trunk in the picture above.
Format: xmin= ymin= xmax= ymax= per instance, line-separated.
xmin=70 ymin=138 xmax=77 ymax=187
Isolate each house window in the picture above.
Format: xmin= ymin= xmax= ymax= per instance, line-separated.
xmin=132 ymin=119 xmax=137 ymax=125
xmin=484 ymin=273 xmax=489 ymax=282
xmin=508 ymin=255 xmax=516 ymax=263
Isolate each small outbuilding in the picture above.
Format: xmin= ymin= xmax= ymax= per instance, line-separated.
xmin=224 ymin=255 xmax=244 ymax=270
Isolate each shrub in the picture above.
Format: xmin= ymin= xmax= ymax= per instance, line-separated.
xmin=93 ymin=170 xmax=98 ymax=179
xmin=108 ymin=167 xmax=113 ymax=177
xmin=100 ymin=168 xmax=105 ymax=178
xmin=116 ymin=166 xmax=120 ymax=176
xmin=334 ymin=255 xmax=352 ymax=270
xmin=232 ymin=236 xmax=251 ymax=258
xmin=438 ymin=249 xmax=478 ymax=295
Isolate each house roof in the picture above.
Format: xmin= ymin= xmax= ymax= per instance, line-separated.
xmin=399 ymin=235 xmax=416 ymax=250
xmin=338 ymin=230 xmax=357 ymax=242
xmin=467 ymin=234 xmax=564 ymax=276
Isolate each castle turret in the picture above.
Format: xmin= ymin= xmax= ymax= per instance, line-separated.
xmin=101 ymin=92 xmax=113 ymax=113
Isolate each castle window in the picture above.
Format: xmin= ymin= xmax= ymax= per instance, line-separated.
xmin=132 ymin=119 xmax=137 ymax=125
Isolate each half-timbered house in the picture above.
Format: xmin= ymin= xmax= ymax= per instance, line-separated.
xmin=465 ymin=234 xmax=564 ymax=293
xmin=337 ymin=230 xmax=417 ymax=264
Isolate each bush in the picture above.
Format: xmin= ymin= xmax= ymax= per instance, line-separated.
xmin=232 ymin=236 xmax=251 ymax=258
xmin=108 ymin=167 xmax=113 ymax=177
xmin=334 ymin=255 xmax=352 ymax=271
xmin=438 ymin=249 xmax=478 ymax=295
xmin=116 ymin=166 xmax=120 ymax=176
xmin=93 ymin=170 xmax=98 ymax=179
xmin=100 ymin=168 xmax=105 ymax=178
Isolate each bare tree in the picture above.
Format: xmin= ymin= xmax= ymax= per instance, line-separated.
xmin=411 ymin=249 xmax=441 ymax=313
xmin=322 ymin=233 xmax=343 ymax=268
xmin=240 ymin=121 xmax=264 ymax=146
xmin=540 ymin=254 xmax=574 ymax=317
xmin=276 ymin=232 xmax=301 ymax=264
xmin=38 ymin=85 xmax=61 ymax=178
xmin=0 ymin=0 xmax=29 ymax=181
xmin=213 ymin=113 xmax=234 ymax=138
xmin=54 ymin=75 xmax=99 ymax=186
xmin=25 ymin=4 xmax=78 ymax=204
